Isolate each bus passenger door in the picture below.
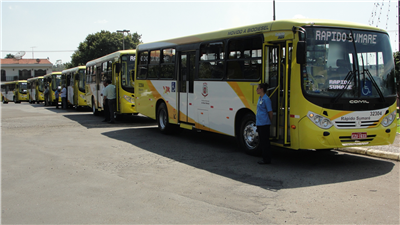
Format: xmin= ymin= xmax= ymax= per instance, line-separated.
xmin=74 ymin=74 xmax=79 ymax=106
xmin=178 ymin=51 xmax=196 ymax=124
xmin=264 ymin=42 xmax=292 ymax=146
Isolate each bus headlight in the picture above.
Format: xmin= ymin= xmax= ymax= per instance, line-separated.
xmin=124 ymin=95 xmax=135 ymax=104
xmin=307 ymin=111 xmax=333 ymax=129
xmin=381 ymin=111 xmax=396 ymax=127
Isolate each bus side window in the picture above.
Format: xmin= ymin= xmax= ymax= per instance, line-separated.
xmin=199 ymin=41 xmax=225 ymax=80
xmin=137 ymin=51 xmax=149 ymax=79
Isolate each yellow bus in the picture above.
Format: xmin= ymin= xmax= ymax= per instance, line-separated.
xmin=1 ymin=80 xmax=29 ymax=103
xmin=43 ymin=72 xmax=62 ymax=106
xmin=85 ymin=50 xmax=137 ymax=117
xmin=134 ymin=19 xmax=397 ymax=154
xmin=27 ymin=76 xmax=45 ymax=104
xmin=61 ymin=66 xmax=87 ymax=109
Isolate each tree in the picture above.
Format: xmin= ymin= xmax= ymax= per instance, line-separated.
xmin=394 ymin=51 xmax=400 ymax=101
xmin=5 ymin=54 xmax=15 ymax=59
xmin=70 ymin=30 xmax=142 ymax=67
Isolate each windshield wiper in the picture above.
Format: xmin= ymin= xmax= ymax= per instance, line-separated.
xmin=362 ymin=68 xmax=385 ymax=102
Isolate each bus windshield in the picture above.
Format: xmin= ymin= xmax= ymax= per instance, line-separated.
xmin=19 ymin=82 xmax=27 ymax=93
xmin=121 ymin=54 xmax=135 ymax=92
xmin=302 ymin=27 xmax=396 ymax=101
xmin=38 ymin=79 xmax=44 ymax=92
xmin=52 ymin=75 xmax=61 ymax=91
xmin=78 ymin=69 xmax=85 ymax=92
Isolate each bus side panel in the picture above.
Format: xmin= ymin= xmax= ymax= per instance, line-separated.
xmin=7 ymin=91 xmax=14 ymax=102
xmin=30 ymin=89 xmax=36 ymax=101
xmin=149 ymin=80 xmax=177 ymax=123
xmin=136 ymin=80 xmax=177 ymax=121
xmin=68 ymin=86 xmax=74 ymax=105
xmin=193 ymin=81 xmax=252 ymax=136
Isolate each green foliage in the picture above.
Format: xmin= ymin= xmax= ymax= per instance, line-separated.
xmin=5 ymin=53 xmax=15 ymax=59
xmin=70 ymin=30 xmax=142 ymax=67
xmin=394 ymin=51 xmax=400 ymax=97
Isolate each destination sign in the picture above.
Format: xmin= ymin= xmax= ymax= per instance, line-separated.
xmin=315 ymin=30 xmax=377 ymax=44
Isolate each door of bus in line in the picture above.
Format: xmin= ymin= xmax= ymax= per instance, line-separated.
xmin=178 ymin=51 xmax=196 ymax=124
xmin=264 ymin=42 xmax=292 ymax=146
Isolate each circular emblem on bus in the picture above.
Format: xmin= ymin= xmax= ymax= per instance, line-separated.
xmin=202 ymin=82 xmax=208 ymax=98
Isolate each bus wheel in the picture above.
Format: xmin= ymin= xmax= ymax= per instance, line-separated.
xmin=157 ymin=102 xmax=171 ymax=134
xmin=238 ymin=113 xmax=260 ymax=155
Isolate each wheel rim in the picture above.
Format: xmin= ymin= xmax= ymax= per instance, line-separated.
xmin=243 ymin=121 xmax=258 ymax=150
xmin=92 ymin=102 xmax=96 ymax=113
xmin=159 ymin=108 xmax=167 ymax=129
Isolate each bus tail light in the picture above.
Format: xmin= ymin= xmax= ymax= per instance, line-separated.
xmin=307 ymin=111 xmax=333 ymax=129
xmin=291 ymin=125 xmax=296 ymax=129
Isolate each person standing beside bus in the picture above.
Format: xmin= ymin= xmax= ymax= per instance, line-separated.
xmin=256 ymin=83 xmax=273 ymax=165
xmin=61 ymin=85 xmax=67 ymax=109
xmin=44 ymin=86 xmax=49 ymax=106
xmin=101 ymin=80 xmax=109 ymax=122
xmin=55 ymin=88 xmax=60 ymax=109
xmin=103 ymin=79 xmax=116 ymax=124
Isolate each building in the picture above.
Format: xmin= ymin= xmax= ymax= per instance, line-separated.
xmin=1 ymin=58 xmax=53 ymax=81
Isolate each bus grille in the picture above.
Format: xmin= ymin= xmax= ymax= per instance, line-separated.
xmin=334 ymin=120 xmax=379 ymax=129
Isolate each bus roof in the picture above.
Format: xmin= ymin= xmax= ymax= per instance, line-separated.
xmin=27 ymin=76 xmax=44 ymax=82
xmin=43 ymin=71 xmax=62 ymax=78
xmin=2 ymin=80 xmax=28 ymax=85
xmin=62 ymin=66 xmax=86 ymax=75
xmin=137 ymin=19 xmax=387 ymax=50
xmin=86 ymin=49 xmax=136 ymax=67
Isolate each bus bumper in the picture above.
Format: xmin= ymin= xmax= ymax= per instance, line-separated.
xmin=298 ymin=119 xmax=397 ymax=150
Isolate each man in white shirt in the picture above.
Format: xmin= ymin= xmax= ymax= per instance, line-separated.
xmin=103 ymin=79 xmax=116 ymax=123
xmin=61 ymin=85 xmax=67 ymax=109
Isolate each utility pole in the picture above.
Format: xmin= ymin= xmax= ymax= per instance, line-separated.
xmin=31 ymin=46 xmax=36 ymax=58
xmin=273 ymin=0 xmax=276 ymax=21
xmin=117 ymin=30 xmax=130 ymax=50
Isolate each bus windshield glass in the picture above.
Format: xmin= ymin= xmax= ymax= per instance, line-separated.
xmin=302 ymin=27 xmax=396 ymax=100
xmin=78 ymin=69 xmax=85 ymax=91
xmin=20 ymin=82 xmax=27 ymax=93
xmin=52 ymin=75 xmax=61 ymax=91
xmin=121 ymin=54 xmax=135 ymax=91
xmin=38 ymin=79 xmax=44 ymax=92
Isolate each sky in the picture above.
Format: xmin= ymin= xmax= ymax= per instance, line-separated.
xmin=1 ymin=0 xmax=398 ymax=65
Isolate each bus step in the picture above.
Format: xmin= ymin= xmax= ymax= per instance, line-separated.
xmin=180 ymin=123 xmax=193 ymax=130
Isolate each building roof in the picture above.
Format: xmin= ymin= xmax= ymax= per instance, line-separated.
xmin=1 ymin=58 xmax=53 ymax=65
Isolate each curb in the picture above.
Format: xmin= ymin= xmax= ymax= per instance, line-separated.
xmin=338 ymin=147 xmax=400 ymax=161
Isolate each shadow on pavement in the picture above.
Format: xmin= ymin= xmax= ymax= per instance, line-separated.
xmin=99 ymin=127 xmax=396 ymax=191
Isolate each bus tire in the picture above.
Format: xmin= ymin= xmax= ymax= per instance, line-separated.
xmin=157 ymin=102 xmax=172 ymax=134
xmin=238 ymin=113 xmax=260 ymax=155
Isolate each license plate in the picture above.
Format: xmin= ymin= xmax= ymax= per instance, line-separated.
xmin=351 ymin=132 xmax=367 ymax=140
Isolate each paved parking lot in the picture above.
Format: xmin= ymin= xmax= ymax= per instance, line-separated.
xmin=2 ymin=103 xmax=399 ymax=224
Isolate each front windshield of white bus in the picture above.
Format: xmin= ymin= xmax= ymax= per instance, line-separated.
xmin=301 ymin=27 xmax=396 ymax=109
xmin=121 ymin=54 xmax=135 ymax=92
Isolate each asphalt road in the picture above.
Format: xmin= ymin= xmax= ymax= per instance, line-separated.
xmin=1 ymin=103 xmax=399 ymax=224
